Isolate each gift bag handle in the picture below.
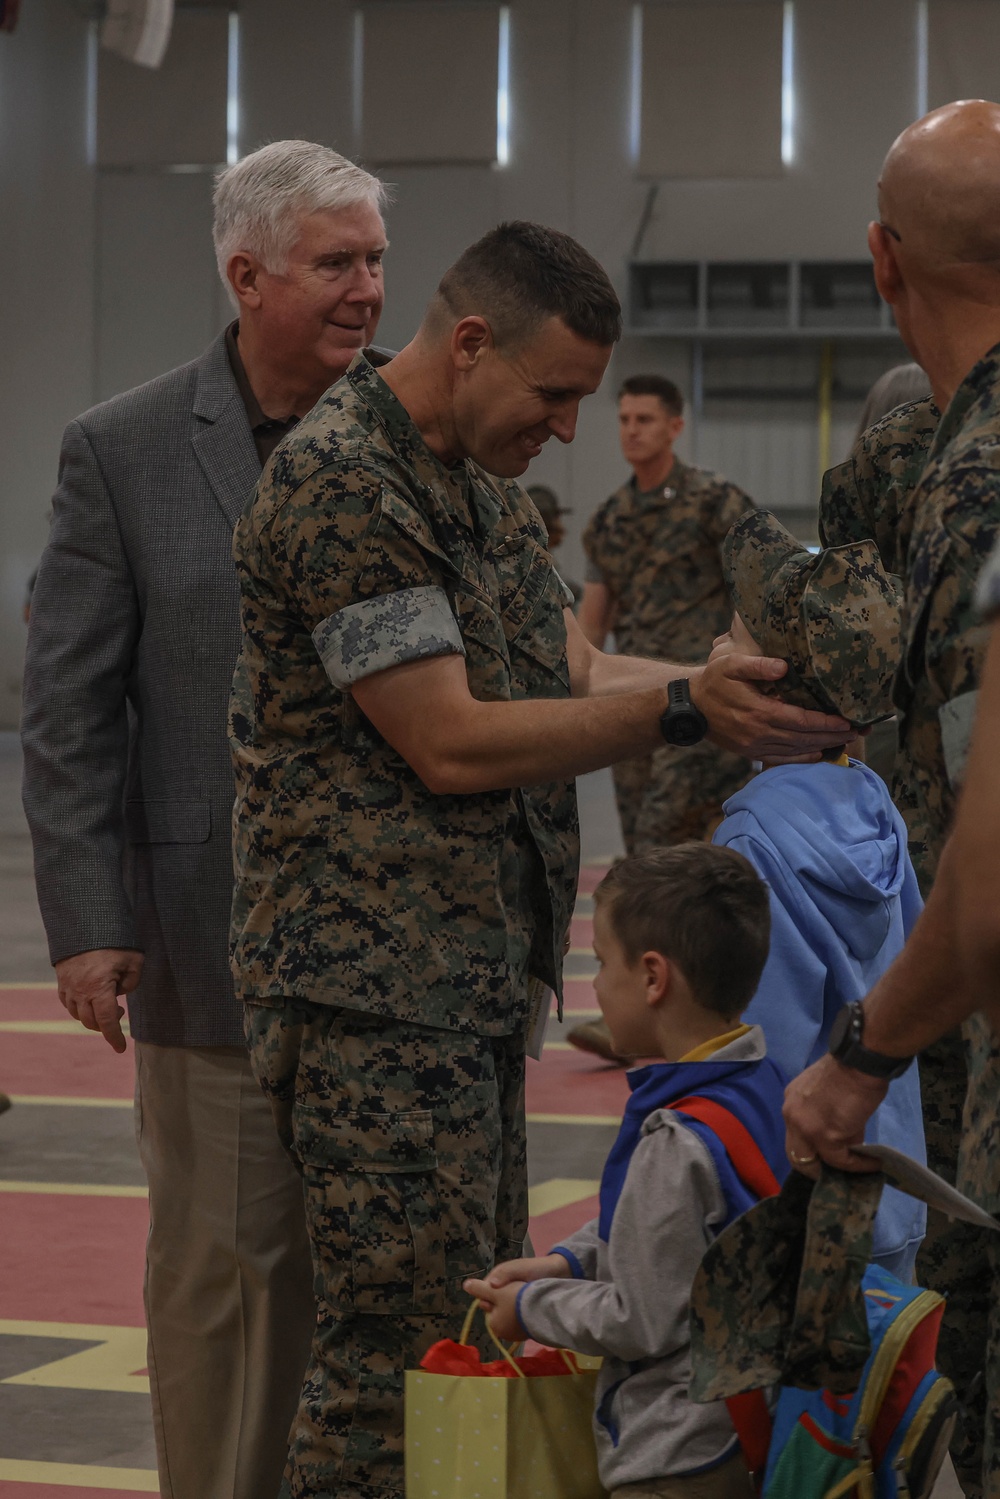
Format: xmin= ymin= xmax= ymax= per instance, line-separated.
xmin=460 ymin=1298 xmax=527 ymax=1376
xmin=460 ymin=1298 xmax=583 ymax=1379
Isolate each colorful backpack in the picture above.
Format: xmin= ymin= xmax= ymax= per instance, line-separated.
xmin=671 ymin=1097 xmax=958 ymax=1499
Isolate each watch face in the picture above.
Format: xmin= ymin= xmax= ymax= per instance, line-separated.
xmin=829 ymin=1005 xmax=854 ymax=1056
xmin=665 ymin=712 xmax=702 ymax=747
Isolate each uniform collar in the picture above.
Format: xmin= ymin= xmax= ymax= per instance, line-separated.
xmin=344 ymin=353 xmax=509 ymax=540
xmin=930 ymin=339 xmax=1000 ymax=460
xmin=631 ymin=458 xmax=689 ymax=503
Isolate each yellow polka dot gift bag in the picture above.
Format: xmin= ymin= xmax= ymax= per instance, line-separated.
xmin=405 ymin=1301 xmax=607 ymax=1498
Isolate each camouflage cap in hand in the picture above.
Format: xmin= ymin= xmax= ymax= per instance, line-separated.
xmin=689 ymin=1166 xmax=883 ymax=1402
xmin=723 ymin=509 xmax=901 ymax=729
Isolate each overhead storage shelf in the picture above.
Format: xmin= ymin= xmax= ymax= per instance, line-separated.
xmin=629 ymin=260 xmax=899 ymax=339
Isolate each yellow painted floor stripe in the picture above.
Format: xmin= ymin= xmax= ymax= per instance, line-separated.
xmin=0 ymin=1321 xmax=150 ymax=1396
xmin=0 ymin=981 xmax=58 ymax=990
xmin=527 ymin=1177 xmax=600 ymax=1216
xmin=0 ymin=1458 xmax=158 ymax=1489
xmin=0 ymin=1318 xmax=143 ymax=1339
xmin=0 ymin=1179 xmax=147 ymax=1198
xmin=10 ymin=1094 xmax=133 ymax=1109
xmin=527 ymin=1112 xmax=621 ymax=1127
xmin=0 ymin=1018 xmax=127 ymax=1035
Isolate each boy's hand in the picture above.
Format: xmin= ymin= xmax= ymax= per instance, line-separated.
xmin=485 ymin=1254 xmax=572 ymax=1289
xmin=463 ymin=1277 xmax=526 ymax=1341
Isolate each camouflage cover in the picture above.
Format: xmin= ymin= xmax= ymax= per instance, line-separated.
xmin=723 ymin=508 xmax=901 ymax=729
xmin=689 ymin=1167 xmax=883 ymax=1402
xmin=229 ymin=353 xmax=579 ymax=1035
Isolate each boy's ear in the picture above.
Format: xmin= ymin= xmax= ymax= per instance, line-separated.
xmin=642 ymin=951 xmax=671 ymax=1007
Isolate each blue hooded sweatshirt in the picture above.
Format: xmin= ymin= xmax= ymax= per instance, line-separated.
xmin=713 ymin=758 xmax=926 ymax=1266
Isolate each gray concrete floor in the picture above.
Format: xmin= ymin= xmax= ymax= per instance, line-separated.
xmin=0 ymin=737 xmax=964 ymax=1495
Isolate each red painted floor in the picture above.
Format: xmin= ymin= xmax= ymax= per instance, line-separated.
xmin=0 ymin=876 xmax=624 ymax=1493
xmin=2 ymin=1193 xmax=148 ymax=1326
xmin=0 ymin=1488 xmax=153 ymax=1499
xmin=526 ymin=1044 xmax=629 ymax=1117
xmin=1 ymin=1030 xmax=133 ymax=1101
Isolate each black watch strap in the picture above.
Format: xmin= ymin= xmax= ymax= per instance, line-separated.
xmin=828 ymin=1002 xmax=914 ymax=1081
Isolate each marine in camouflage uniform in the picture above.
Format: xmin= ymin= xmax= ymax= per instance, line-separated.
xmin=583 ymin=462 xmax=754 ymax=852
xmin=959 ymin=540 xmax=1000 ymax=1499
xmin=230 ymin=352 xmax=578 ymax=1499
xmin=899 ymin=348 xmax=1000 ymax=1499
xmin=821 ymin=369 xmax=1000 ymax=1499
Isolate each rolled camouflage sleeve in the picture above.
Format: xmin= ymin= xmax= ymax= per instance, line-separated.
xmin=312 ymin=586 xmax=465 ymax=688
xmin=259 ymin=469 xmax=467 ymax=675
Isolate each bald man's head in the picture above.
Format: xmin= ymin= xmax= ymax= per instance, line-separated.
xmin=879 ymin=100 xmax=1000 ymax=273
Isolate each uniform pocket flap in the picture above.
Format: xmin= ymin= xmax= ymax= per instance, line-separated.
xmin=295 ymin=1106 xmax=438 ymax=1173
xmin=125 ymin=799 xmax=211 ymax=844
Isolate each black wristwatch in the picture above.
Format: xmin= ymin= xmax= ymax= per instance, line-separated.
xmin=828 ymin=1002 xmax=914 ymax=1081
xmin=659 ymin=678 xmax=709 ymax=748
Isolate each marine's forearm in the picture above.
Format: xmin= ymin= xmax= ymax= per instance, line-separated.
xmin=862 ymin=843 xmax=974 ymax=1055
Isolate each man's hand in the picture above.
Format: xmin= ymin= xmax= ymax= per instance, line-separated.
xmin=690 ymin=654 xmax=852 ymax=759
xmin=463 ymin=1276 xmax=527 ymax=1342
xmin=55 ymin=948 xmax=144 ymax=1054
xmin=783 ymin=1054 xmax=888 ymax=1176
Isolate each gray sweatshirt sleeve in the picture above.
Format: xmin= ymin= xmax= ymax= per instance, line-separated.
xmin=550 ymin=1217 xmax=601 ymax=1279
xmin=517 ymin=1116 xmax=726 ymax=1362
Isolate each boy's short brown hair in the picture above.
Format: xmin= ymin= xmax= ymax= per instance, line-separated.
xmin=594 ymin=843 xmax=770 ymax=1020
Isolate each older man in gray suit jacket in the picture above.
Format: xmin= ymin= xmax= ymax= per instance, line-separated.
xmin=21 ymin=140 xmax=389 ymax=1499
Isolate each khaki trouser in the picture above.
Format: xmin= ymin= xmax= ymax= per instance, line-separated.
xmin=611 ymin=1451 xmax=756 ymax=1499
xmin=134 ymin=1042 xmax=314 ymax=1499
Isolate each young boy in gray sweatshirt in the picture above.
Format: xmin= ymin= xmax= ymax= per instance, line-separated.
xmin=465 ymin=843 xmax=788 ymax=1499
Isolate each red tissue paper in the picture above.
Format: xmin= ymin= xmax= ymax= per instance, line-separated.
xmin=419 ymin=1339 xmax=578 ymax=1379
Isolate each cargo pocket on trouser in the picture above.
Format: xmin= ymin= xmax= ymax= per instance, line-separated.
xmin=292 ymin=1105 xmax=448 ymax=1495
xmin=295 ymin=1103 xmax=446 ymax=1313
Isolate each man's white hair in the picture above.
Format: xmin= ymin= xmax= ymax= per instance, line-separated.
xmin=212 ymin=140 xmax=388 ymax=286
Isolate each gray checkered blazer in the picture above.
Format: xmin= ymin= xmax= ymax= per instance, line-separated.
xmin=21 ymin=331 xmax=258 ymax=1046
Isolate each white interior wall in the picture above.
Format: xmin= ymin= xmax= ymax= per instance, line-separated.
xmin=0 ymin=0 xmax=931 ymax=727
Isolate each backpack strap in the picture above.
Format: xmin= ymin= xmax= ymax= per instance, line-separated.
xmin=668 ymin=1094 xmax=782 ymax=1200
xmin=668 ymin=1094 xmax=780 ymax=1492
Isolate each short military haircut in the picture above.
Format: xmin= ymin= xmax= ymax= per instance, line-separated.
xmin=618 ymin=374 xmax=684 ymax=417
xmin=434 ymin=221 xmax=622 ymax=349
xmin=594 ymin=843 xmax=770 ymax=1021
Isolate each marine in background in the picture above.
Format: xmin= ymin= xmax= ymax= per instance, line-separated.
xmin=571 ymin=374 xmax=754 ymax=1064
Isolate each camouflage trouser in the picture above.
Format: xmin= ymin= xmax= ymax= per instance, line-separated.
xmin=916 ymin=1030 xmax=989 ymax=1498
xmin=612 ymin=741 xmax=750 ymax=855
xmin=956 ymin=1012 xmax=1000 ymax=1499
xmin=245 ymin=1000 xmax=528 ymax=1499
